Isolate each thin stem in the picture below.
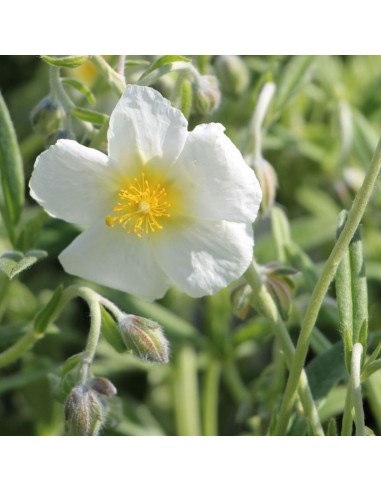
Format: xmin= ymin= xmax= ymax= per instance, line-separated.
xmin=222 ymin=358 xmax=249 ymax=403
xmin=202 ymin=358 xmax=221 ymax=436
xmin=244 ymin=262 xmax=324 ymax=436
xmin=250 ymin=82 xmax=276 ymax=161
xmin=117 ymin=55 xmax=126 ymax=79
xmin=0 ymin=328 xmax=40 ymax=369
xmin=275 ymin=138 xmax=381 ymax=435
xmin=95 ymin=294 xmax=124 ymax=321
xmin=173 ymin=345 xmax=201 ymax=436
xmin=341 ymin=384 xmax=353 ymax=436
xmin=351 ymin=343 xmax=366 ymax=436
xmin=91 ymin=56 xmax=126 ymax=96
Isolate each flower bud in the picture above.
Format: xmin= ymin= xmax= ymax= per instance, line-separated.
xmin=31 ymin=96 xmax=66 ymax=136
xmin=193 ymin=75 xmax=221 ymax=115
xmin=260 ymin=263 xmax=297 ymax=321
xmin=89 ymin=377 xmax=117 ymax=397
xmin=117 ymin=315 xmax=169 ymax=363
xmin=214 ymin=55 xmax=250 ymax=98
xmin=251 ymin=157 xmax=278 ymax=216
xmin=230 ymin=281 xmax=252 ymax=320
xmin=64 ymin=385 xmax=105 ymax=436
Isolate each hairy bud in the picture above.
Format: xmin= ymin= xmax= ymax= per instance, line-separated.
xmin=64 ymin=385 xmax=105 ymax=436
xmin=89 ymin=377 xmax=117 ymax=397
xmin=193 ymin=75 xmax=221 ymax=115
xmin=117 ymin=315 xmax=169 ymax=363
xmin=214 ymin=55 xmax=250 ymax=98
xmin=31 ymin=96 xmax=66 ymax=137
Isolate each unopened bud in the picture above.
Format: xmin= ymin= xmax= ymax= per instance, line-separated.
xmin=89 ymin=377 xmax=117 ymax=397
xmin=230 ymin=281 xmax=252 ymax=320
xmin=252 ymin=157 xmax=278 ymax=216
xmin=193 ymin=75 xmax=221 ymax=115
xmin=31 ymin=96 xmax=66 ymax=136
xmin=214 ymin=55 xmax=250 ymax=99
xmin=260 ymin=263 xmax=297 ymax=321
xmin=64 ymin=385 xmax=104 ymax=436
xmin=118 ymin=315 xmax=169 ymax=363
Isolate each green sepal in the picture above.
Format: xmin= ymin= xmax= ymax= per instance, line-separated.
xmin=33 ymin=284 xmax=64 ymax=335
xmin=71 ymin=106 xmax=109 ymax=126
xmin=100 ymin=306 xmax=126 ymax=353
xmin=0 ymin=249 xmax=47 ymax=280
xmin=41 ymin=55 xmax=88 ymax=68
xmin=61 ymin=78 xmax=96 ymax=105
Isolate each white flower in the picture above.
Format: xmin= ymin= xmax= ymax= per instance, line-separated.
xmin=29 ymin=85 xmax=262 ymax=301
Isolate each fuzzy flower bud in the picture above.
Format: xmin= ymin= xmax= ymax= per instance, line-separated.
xmin=251 ymin=157 xmax=278 ymax=216
xmin=117 ymin=315 xmax=169 ymax=363
xmin=89 ymin=377 xmax=117 ymax=397
xmin=64 ymin=384 xmax=105 ymax=436
xmin=260 ymin=263 xmax=297 ymax=321
xmin=230 ymin=280 xmax=252 ymax=320
xmin=31 ymin=96 xmax=66 ymax=137
xmin=214 ymin=55 xmax=250 ymax=98
xmin=193 ymin=75 xmax=221 ymax=115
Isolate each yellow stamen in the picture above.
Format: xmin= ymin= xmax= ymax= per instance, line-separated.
xmin=106 ymin=173 xmax=170 ymax=238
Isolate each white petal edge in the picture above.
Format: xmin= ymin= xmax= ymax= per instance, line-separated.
xmin=108 ymin=85 xmax=188 ymax=171
xmin=59 ymin=222 xmax=170 ymax=301
xmin=29 ymin=139 xmax=118 ymax=226
xmin=175 ymin=123 xmax=262 ymax=223
xmin=153 ymin=220 xmax=254 ymax=297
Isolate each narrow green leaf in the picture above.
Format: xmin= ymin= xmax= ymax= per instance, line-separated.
xmin=349 ymin=226 xmax=368 ymax=345
xmin=366 ymin=341 xmax=381 ymax=366
xmin=0 ymin=92 xmax=25 ymax=227
xmin=100 ymin=306 xmax=126 ymax=353
xmin=274 ymin=55 xmax=315 ymax=111
xmin=71 ymin=106 xmax=109 ymax=125
xmin=343 ymin=323 xmax=353 ymax=373
xmin=139 ymin=55 xmax=191 ymax=81
xmin=33 ymin=284 xmax=64 ymax=335
xmin=42 ymin=55 xmax=88 ymax=68
xmin=61 ymin=78 xmax=96 ymax=105
xmin=0 ymin=250 xmax=47 ymax=280
xmin=271 ymin=205 xmax=291 ymax=262
xmin=61 ymin=353 xmax=82 ymax=378
xmin=125 ymin=60 xmax=150 ymax=67
xmin=327 ymin=418 xmax=338 ymax=436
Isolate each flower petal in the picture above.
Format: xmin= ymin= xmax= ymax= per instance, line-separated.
xmin=108 ymin=85 xmax=188 ymax=171
xmin=59 ymin=223 xmax=170 ymax=301
xmin=176 ymin=123 xmax=262 ymax=223
xmin=153 ymin=220 xmax=254 ymax=297
xmin=29 ymin=139 xmax=118 ymax=225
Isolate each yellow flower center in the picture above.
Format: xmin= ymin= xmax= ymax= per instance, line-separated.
xmin=106 ymin=172 xmax=171 ymax=238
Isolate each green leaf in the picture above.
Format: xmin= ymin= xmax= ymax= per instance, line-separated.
xmin=41 ymin=55 xmax=88 ymax=68
xmin=327 ymin=417 xmax=338 ymax=436
xmin=100 ymin=307 xmax=126 ymax=353
xmin=61 ymin=78 xmax=96 ymax=105
xmin=0 ymin=92 xmax=25 ymax=232
xmin=342 ymin=322 xmax=353 ymax=373
xmin=306 ymin=342 xmax=347 ymax=401
xmin=138 ymin=55 xmax=191 ymax=85
xmin=125 ymin=60 xmax=150 ymax=67
xmin=274 ymin=55 xmax=315 ymax=112
xmin=33 ymin=284 xmax=64 ymax=335
xmin=61 ymin=353 xmax=82 ymax=378
xmin=71 ymin=106 xmax=109 ymax=126
xmin=0 ymin=250 xmax=47 ymax=280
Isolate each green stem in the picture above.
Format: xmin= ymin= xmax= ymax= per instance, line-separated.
xmin=0 ymin=328 xmax=41 ymax=369
xmin=91 ymin=56 xmax=126 ymax=96
xmin=341 ymin=384 xmax=353 ymax=436
xmin=351 ymin=343 xmax=366 ymax=435
xmin=202 ymin=358 xmax=221 ymax=436
xmin=222 ymin=358 xmax=249 ymax=403
xmin=173 ymin=345 xmax=201 ymax=436
xmin=244 ymin=262 xmax=324 ymax=436
xmin=275 ymin=138 xmax=381 ymax=435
